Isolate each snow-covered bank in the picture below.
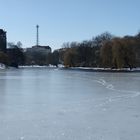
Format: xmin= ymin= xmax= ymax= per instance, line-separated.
xmin=62 ymin=67 xmax=140 ymax=72
xmin=0 ymin=63 xmax=6 ymax=69
xmin=18 ymin=65 xmax=140 ymax=72
xmin=19 ymin=64 xmax=64 ymax=68
xmin=8 ymin=65 xmax=140 ymax=72
xmin=19 ymin=65 xmax=56 ymax=68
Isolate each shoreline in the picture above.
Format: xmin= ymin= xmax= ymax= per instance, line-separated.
xmin=60 ymin=67 xmax=140 ymax=73
xmin=1 ymin=65 xmax=140 ymax=72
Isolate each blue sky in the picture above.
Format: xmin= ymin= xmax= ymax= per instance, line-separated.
xmin=0 ymin=0 xmax=140 ymax=50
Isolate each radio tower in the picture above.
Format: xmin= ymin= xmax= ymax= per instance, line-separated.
xmin=36 ymin=25 xmax=39 ymax=46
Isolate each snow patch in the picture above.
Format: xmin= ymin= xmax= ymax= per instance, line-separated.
xmin=0 ymin=63 xmax=6 ymax=69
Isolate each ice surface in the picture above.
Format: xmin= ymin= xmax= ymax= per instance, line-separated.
xmin=0 ymin=68 xmax=140 ymax=140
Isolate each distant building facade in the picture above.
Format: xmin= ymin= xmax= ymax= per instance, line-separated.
xmin=26 ymin=45 xmax=51 ymax=54
xmin=0 ymin=29 xmax=7 ymax=53
xmin=25 ymin=45 xmax=52 ymax=65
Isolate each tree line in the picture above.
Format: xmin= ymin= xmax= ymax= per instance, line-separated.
xmin=0 ymin=32 xmax=140 ymax=69
xmin=0 ymin=42 xmax=25 ymax=68
xmin=60 ymin=32 xmax=140 ymax=69
xmin=0 ymin=42 xmax=60 ymax=67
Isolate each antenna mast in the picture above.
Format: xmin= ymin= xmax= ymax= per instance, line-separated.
xmin=36 ymin=25 xmax=39 ymax=46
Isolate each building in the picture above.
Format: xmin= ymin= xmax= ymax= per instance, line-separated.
xmin=26 ymin=45 xmax=51 ymax=54
xmin=0 ymin=29 xmax=7 ymax=53
xmin=28 ymin=25 xmax=52 ymax=54
xmin=24 ymin=25 xmax=52 ymax=65
xmin=25 ymin=45 xmax=52 ymax=65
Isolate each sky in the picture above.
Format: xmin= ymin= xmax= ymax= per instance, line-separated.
xmin=0 ymin=0 xmax=140 ymax=50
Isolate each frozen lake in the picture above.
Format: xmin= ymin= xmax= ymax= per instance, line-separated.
xmin=0 ymin=68 xmax=140 ymax=140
